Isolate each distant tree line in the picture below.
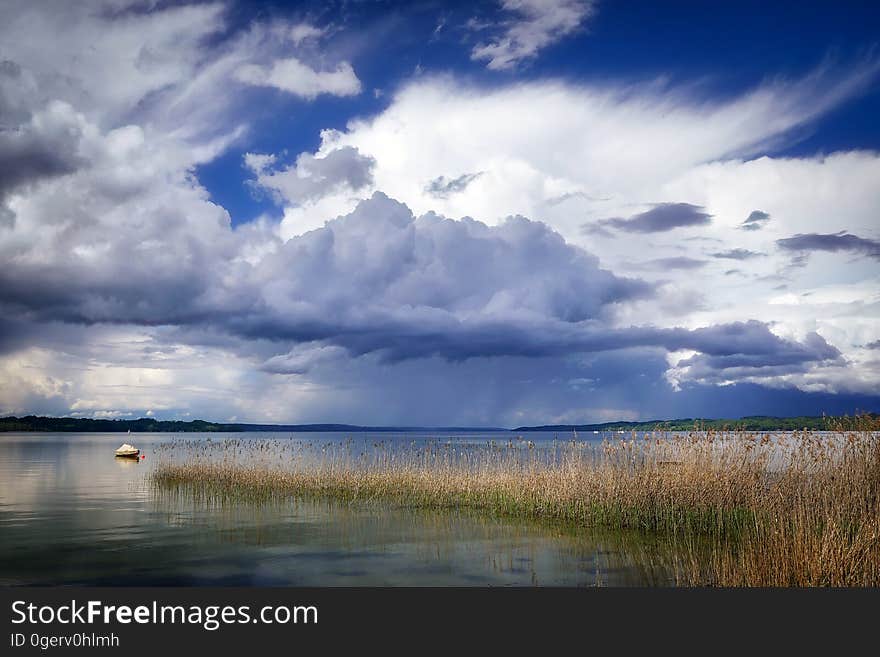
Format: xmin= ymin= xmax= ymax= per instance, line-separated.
xmin=0 ymin=416 xmax=364 ymax=433
xmin=514 ymin=414 xmax=879 ymax=432
xmin=0 ymin=413 xmax=876 ymax=433
xmin=0 ymin=416 xmax=500 ymax=433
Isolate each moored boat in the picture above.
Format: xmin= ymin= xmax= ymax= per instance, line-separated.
xmin=115 ymin=443 xmax=140 ymax=458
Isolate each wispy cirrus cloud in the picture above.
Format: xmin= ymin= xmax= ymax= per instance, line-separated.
xmin=471 ymin=0 xmax=597 ymax=70
xmin=635 ymin=257 xmax=708 ymax=271
xmin=425 ymin=172 xmax=484 ymax=199
xmin=232 ymin=20 xmax=361 ymax=99
xmin=317 ymin=62 xmax=880 ymax=242
xmin=711 ymin=248 xmax=764 ymax=260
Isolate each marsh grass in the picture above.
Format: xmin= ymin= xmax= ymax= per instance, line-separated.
xmin=152 ymin=417 xmax=880 ymax=586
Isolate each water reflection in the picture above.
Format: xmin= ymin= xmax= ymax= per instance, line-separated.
xmin=148 ymin=488 xmax=677 ymax=586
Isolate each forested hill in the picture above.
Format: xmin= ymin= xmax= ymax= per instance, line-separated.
xmin=0 ymin=416 xmax=503 ymax=433
xmin=1 ymin=414 xmax=875 ymax=433
xmin=513 ymin=415 xmax=877 ymax=432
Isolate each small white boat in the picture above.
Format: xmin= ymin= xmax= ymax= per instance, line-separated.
xmin=115 ymin=443 xmax=140 ymax=458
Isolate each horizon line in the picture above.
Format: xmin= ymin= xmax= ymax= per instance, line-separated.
xmin=2 ymin=412 xmax=871 ymax=432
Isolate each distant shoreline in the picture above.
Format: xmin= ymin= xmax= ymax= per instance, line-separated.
xmin=2 ymin=413 xmax=875 ymax=433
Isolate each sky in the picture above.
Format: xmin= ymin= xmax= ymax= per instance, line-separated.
xmin=1 ymin=0 xmax=879 ymax=426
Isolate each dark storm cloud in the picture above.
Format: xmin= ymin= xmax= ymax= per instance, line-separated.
xmin=681 ymin=322 xmax=839 ymax=360
xmin=655 ymin=382 xmax=880 ymax=421
xmin=676 ymin=329 xmax=839 ymax=368
xmin=0 ymin=259 xmax=221 ymax=326
xmin=0 ymin=60 xmax=87 ymax=227
xmin=668 ymin=329 xmax=842 ymax=387
xmin=711 ymin=248 xmax=764 ymax=260
xmin=0 ymin=192 xmax=253 ymax=328
xmin=257 ymin=336 xmax=850 ymax=427
xmin=229 ymin=193 xmax=657 ymax=359
xmin=0 ymin=126 xmax=75 ymax=195
xmin=236 ymin=314 xmax=841 ymax=371
xmin=776 ymin=231 xmax=880 ymax=259
xmin=866 ymin=340 xmax=880 ymax=350
xmin=0 ymin=190 xmax=840 ymax=377
xmin=740 ymin=210 xmax=770 ymax=231
xmin=424 ymin=172 xmax=484 ymax=198
xmin=0 ymin=191 xmax=650 ymax=347
xmin=593 ymin=202 xmax=712 ymax=234
xmin=0 ymin=100 xmax=85 ymax=218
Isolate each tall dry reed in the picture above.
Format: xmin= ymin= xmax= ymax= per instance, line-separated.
xmin=152 ymin=417 xmax=880 ymax=586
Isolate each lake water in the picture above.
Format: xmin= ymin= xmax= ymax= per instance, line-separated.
xmin=0 ymin=431 xmax=676 ymax=586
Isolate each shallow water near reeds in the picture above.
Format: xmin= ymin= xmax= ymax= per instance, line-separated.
xmin=0 ymin=430 xmax=696 ymax=586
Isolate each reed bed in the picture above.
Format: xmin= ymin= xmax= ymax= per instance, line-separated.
xmin=152 ymin=416 xmax=880 ymax=586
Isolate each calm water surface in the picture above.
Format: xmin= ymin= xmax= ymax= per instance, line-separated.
xmin=0 ymin=431 xmax=675 ymax=586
